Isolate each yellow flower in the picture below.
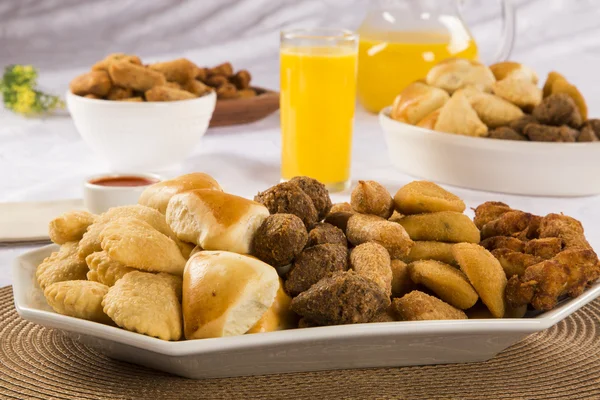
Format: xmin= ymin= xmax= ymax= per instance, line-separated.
xmin=11 ymin=85 xmax=36 ymax=115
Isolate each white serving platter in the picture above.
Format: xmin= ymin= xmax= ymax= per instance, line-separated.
xmin=379 ymin=107 xmax=600 ymax=196
xmin=13 ymin=245 xmax=600 ymax=379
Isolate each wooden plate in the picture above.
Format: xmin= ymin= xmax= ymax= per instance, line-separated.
xmin=209 ymin=87 xmax=279 ymax=127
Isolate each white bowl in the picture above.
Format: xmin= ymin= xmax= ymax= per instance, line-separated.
xmin=379 ymin=107 xmax=600 ymax=196
xmin=66 ymin=91 xmax=216 ymax=171
xmin=13 ymin=245 xmax=600 ymax=379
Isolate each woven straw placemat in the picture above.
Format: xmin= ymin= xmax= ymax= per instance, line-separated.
xmin=1 ymin=286 xmax=599 ymax=400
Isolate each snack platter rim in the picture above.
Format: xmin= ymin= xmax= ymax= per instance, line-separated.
xmin=66 ymin=89 xmax=217 ymax=107
xmin=13 ymin=244 xmax=600 ymax=357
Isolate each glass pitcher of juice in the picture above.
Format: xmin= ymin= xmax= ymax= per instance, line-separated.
xmin=357 ymin=0 xmax=516 ymax=113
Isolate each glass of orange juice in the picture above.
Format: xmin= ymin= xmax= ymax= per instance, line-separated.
xmin=280 ymin=28 xmax=358 ymax=192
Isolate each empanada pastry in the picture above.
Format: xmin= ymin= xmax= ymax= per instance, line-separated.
xmin=86 ymin=251 xmax=136 ymax=287
xmin=434 ymin=92 xmax=488 ymax=137
xmin=103 ymin=271 xmax=182 ymax=341
xmin=426 ymin=58 xmax=496 ymax=94
xmin=49 ymin=210 xmax=96 ymax=245
xmin=390 ymin=82 xmax=449 ymax=125
xmin=36 ymin=242 xmax=88 ymax=290
xmin=100 ymin=218 xmax=186 ymax=275
xmin=44 ymin=280 xmax=111 ymax=324
xmin=492 ymin=77 xmax=542 ymax=110
xmin=466 ymin=90 xmax=524 ymax=128
xmin=489 ymin=61 xmax=538 ymax=84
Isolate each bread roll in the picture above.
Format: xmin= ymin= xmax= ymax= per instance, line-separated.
xmin=139 ymin=173 xmax=222 ymax=214
xmin=247 ymin=281 xmax=298 ymax=334
xmin=166 ymin=189 xmax=269 ymax=254
xmin=426 ymin=58 xmax=495 ymax=94
xmin=390 ymin=82 xmax=449 ymax=125
xmin=183 ymin=251 xmax=279 ymax=339
xmin=490 ymin=61 xmax=538 ymax=84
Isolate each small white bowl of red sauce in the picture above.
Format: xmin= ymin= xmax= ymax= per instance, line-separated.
xmin=84 ymin=173 xmax=161 ymax=214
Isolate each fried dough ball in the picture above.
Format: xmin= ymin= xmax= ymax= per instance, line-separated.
xmin=70 ymin=71 xmax=112 ymax=97
xmin=452 ymin=243 xmax=507 ymax=318
xmin=108 ymin=61 xmax=166 ymax=92
xmin=350 ymin=242 xmax=392 ymax=296
xmin=523 ymin=123 xmax=578 ymax=142
xmin=393 ymin=181 xmax=465 ymax=215
xmin=145 ymin=86 xmax=197 ymax=102
xmin=408 ymin=260 xmax=478 ymax=309
xmin=392 ymin=291 xmax=467 ymax=321
xmin=289 ymin=176 xmax=332 ymax=220
xmin=532 ymin=93 xmax=582 ymax=128
xmin=524 ymin=238 xmax=563 ymax=259
xmin=480 ymin=236 xmax=525 ymax=252
xmin=346 ymin=214 xmax=414 ymax=259
xmin=255 ymin=182 xmax=319 ymax=229
xmin=351 ymin=180 xmax=394 ymax=219
xmin=251 ymin=214 xmax=308 ymax=267
xmin=397 ymin=211 xmax=480 ymax=243
xmin=473 ymin=201 xmax=512 ymax=230
xmin=291 ymin=271 xmax=390 ymax=325
xmin=400 ymin=241 xmax=457 ymax=266
xmin=390 ymin=259 xmax=417 ymax=298
xmin=285 ymin=244 xmax=348 ymax=297
xmin=324 ymin=202 xmax=354 ymax=232
xmin=488 ymin=127 xmax=527 ymax=141
xmin=508 ymin=114 xmax=538 ymax=134
xmin=491 ymin=248 xmax=543 ymax=278
xmin=538 ymin=213 xmax=592 ymax=250
xmin=306 ymin=223 xmax=347 ymax=248
xmin=480 ymin=210 xmax=533 ymax=240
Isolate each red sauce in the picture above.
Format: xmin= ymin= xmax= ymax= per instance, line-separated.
xmin=89 ymin=176 xmax=158 ymax=187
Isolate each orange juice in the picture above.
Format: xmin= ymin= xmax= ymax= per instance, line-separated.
xmin=280 ymin=46 xmax=357 ymax=188
xmin=357 ymin=32 xmax=479 ymax=113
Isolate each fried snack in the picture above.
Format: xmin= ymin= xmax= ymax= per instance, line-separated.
xmin=370 ymin=307 xmax=397 ymax=323
xmin=216 ymin=83 xmax=239 ymax=99
xmin=291 ymin=271 xmax=390 ymax=325
xmin=392 ymin=291 xmax=467 ymax=321
xmin=69 ymin=71 xmax=112 ymax=97
xmin=208 ymin=62 xmax=234 ymax=77
xmin=119 ymin=97 xmax=143 ymax=102
xmin=400 ymin=241 xmax=457 ymax=266
xmin=92 ymin=53 xmax=142 ymax=71
xmin=551 ymin=78 xmax=588 ymax=120
xmin=350 ymin=242 xmax=393 ymax=296
xmin=523 ymin=123 xmax=578 ymax=142
xmin=578 ymin=121 xmax=600 ymax=142
xmin=390 ymin=82 xmax=450 ymax=124
xmin=434 ymin=92 xmax=488 ymax=137
xmin=100 ymin=218 xmax=186 ymax=275
xmin=297 ymin=317 xmax=319 ymax=328
xmin=44 ymin=280 xmax=111 ymax=324
xmin=480 ymin=210 xmax=533 ymax=240
xmin=508 ymin=114 xmax=538 ymax=134
xmin=480 ymin=236 xmax=525 ymax=252
xmin=195 ymin=66 xmax=207 ymax=81
xmin=103 ymin=271 xmax=182 ymax=341
xmin=108 ymin=61 xmax=166 ymax=92
xmin=388 ymin=210 xmax=404 ymax=224
xmin=492 ymin=77 xmax=542 ymax=110
xmin=324 ymin=202 xmax=354 ymax=232
xmin=489 ymin=61 xmax=538 ymax=84
xmin=254 ymin=181 xmax=319 ymax=229
xmin=306 ymin=223 xmax=347 ymax=248
xmin=397 ymin=211 xmax=480 ymax=243
xmin=473 ymin=201 xmax=512 ymax=230
xmin=408 ymin=260 xmax=478 ymax=309
xmin=532 ymin=93 xmax=582 ymax=128
xmin=84 ymin=94 xmax=100 ymax=99
xmin=542 ymin=71 xmax=566 ymax=98
xmin=181 ymin=79 xmax=211 ymax=96
xmin=149 ymin=58 xmax=196 ymax=84
xmin=416 ymin=108 xmax=441 ymax=129
xmin=145 ymin=86 xmax=197 ymax=102
xmin=538 ymin=213 xmax=592 ymax=250
xmin=85 ymin=251 xmax=136 ymax=287
xmin=206 ymin=74 xmax=229 ymax=87
xmin=106 ymin=86 xmax=133 ymax=101
xmin=393 ymin=180 xmax=465 ymax=215
xmin=426 ymin=58 xmax=495 ymax=94
xmin=346 ymin=213 xmax=414 ymax=259
xmin=491 ymin=248 xmax=543 ymax=278
xmin=230 ymin=70 xmax=251 ymax=89
xmin=48 ymin=210 xmax=96 ymax=245
xmin=488 ymin=127 xmax=527 ymax=141
xmin=390 ymin=259 xmax=417 ymax=298
xmin=289 ymin=176 xmax=333 ymax=220
xmin=468 ymin=91 xmax=524 ymax=128
xmin=36 ymin=242 xmax=88 ymax=290
xmin=351 ymin=180 xmax=394 ymax=219
xmin=524 ymin=238 xmax=563 ymax=259
xmin=247 ymin=282 xmax=298 ymax=334
xmin=452 ymin=243 xmax=507 ymax=318
xmin=285 ymin=244 xmax=348 ymax=297
xmin=251 ymin=214 xmax=308 ymax=267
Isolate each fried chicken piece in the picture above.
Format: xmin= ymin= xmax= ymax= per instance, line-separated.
xmin=289 ymin=176 xmax=332 ymax=220
xmin=491 ymin=248 xmax=543 ymax=278
xmin=480 ymin=210 xmax=533 ymax=240
xmin=538 ymin=213 xmax=592 ymax=250
xmin=488 ymin=127 xmax=527 ymax=141
xmin=532 ymin=93 xmax=582 ymax=128
xmin=351 ymin=180 xmax=394 ymax=219
xmin=508 ymin=114 xmax=538 ymax=134
xmin=524 ymin=123 xmax=578 ymax=142
xmin=392 ymin=291 xmax=467 ymax=321
xmin=480 ymin=236 xmax=525 ymax=252
xmin=473 ymin=201 xmax=512 ymax=230
xmin=255 ymin=182 xmax=319 ymax=229
xmin=251 ymin=214 xmax=308 ymax=267
xmin=306 ymin=223 xmax=347 ymax=248
xmin=524 ymin=238 xmax=563 ymax=259
xmin=324 ymin=202 xmax=354 ymax=232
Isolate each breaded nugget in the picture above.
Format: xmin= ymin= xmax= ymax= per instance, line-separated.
xmin=346 ymin=213 xmax=414 ymax=259
xmin=36 ymin=242 xmax=88 ymax=290
xmin=86 ymin=251 xmax=136 ymax=287
xmin=350 ymin=242 xmax=392 ymax=296
xmin=524 ymin=238 xmax=563 ymax=259
xmin=452 ymin=243 xmax=507 ymax=318
xmin=480 ymin=236 xmax=525 ymax=252
xmin=306 ymin=223 xmax=347 ymax=248
xmin=398 ymin=211 xmax=480 ymax=243
xmin=394 ymin=181 xmax=465 ymax=215
xmin=44 ymin=280 xmax=111 ymax=324
xmin=538 ymin=213 xmax=592 ymax=250
xmin=103 ymin=271 xmax=182 ymax=340
xmin=491 ymin=248 xmax=543 ymax=278
xmin=508 ymin=114 xmax=538 ymax=134
xmin=289 ymin=176 xmax=332 ymax=220
xmin=392 ymin=291 xmax=467 ymax=321
xmin=251 ymin=214 xmax=308 ymax=267
xmin=400 ymin=241 xmax=457 ymax=266
xmin=181 ymin=79 xmax=211 ymax=96
xmin=532 ymin=93 xmax=582 ymax=128
xmin=70 ymin=71 xmax=112 ymax=97
xmin=488 ymin=127 xmax=527 ymax=141
xmin=208 ymin=62 xmax=234 ymax=77
xmin=351 ymin=180 xmax=394 ymax=219
xmin=291 ymin=271 xmax=390 ymax=325
xmin=473 ymin=201 xmax=512 ymax=230
xmin=106 ymin=86 xmax=133 ymax=101
xmin=255 ymin=182 xmax=319 ymax=229
xmin=108 ymin=61 xmax=166 ymax=92
xmin=149 ymin=58 xmax=197 ymax=84
xmin=92 ymin=53 xmax=141 ymax=71
xmin=408 ymin=260 xmax=478 ymax=309
xmin=230 ymin=70 xmax=251 ymax=89
xmin=145 ymin=86 xmax=197 ymax=102
xmin=390 ymin=259 xmax=417 ymax=298
xmin=49 ymin=210 xmax=96 ymax=245
xmin=324 ymin=202 xmax=354 ymax=232
xmin=524 ymin=123 xmax=578 ymax=142
xmin=285 ymin=244 xmax=348 ymax=297
xmin=480 ymin=210 xmax=533 ymax=240
xmin=100 ymin=218 xmax=186 ymax=275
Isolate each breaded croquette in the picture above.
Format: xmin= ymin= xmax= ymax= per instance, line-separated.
xmin=351 ymin=180 xmax=394 ymax=219
xmin=350 ymin=242 xmax=392 ymax=296
xmin=346 ymin=213 xmax=414 ymax=259
xmin=397 ymin=211 xmax=480 ymax=243
xmin=394 ymin=181 xmax=465 ymax=215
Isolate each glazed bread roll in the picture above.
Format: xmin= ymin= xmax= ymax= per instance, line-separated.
xmin=426 ymin=58 xmax=495 ymax=94
xmin=183 ymin=251 xmax=279 ymax=339
xmin=247 ymin=280 xmax=297 ymax=334
xmin=139 ymin=172 xmax=222 ymax=214
xmin=489 ymin=61 xmax=538 ymax=84
xmin=390 ymin=82 xmax=449 ymax=125
xmin=166 ymin=189 xmax=269 ymax=254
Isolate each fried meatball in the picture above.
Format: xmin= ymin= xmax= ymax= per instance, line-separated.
xmin=290 ymin=176 xmax=332 ymax=220
xmin=509 ymin=114 xmax=538 ymax=134
xmin=290 ymin=271 xmax=390 ymax=325
xmin=488 ymin=126 xmax=527 ymax=141
xmin=578 ymin=120 xmax=600 ymax=142
xmin=306 ymin=223 xmax=347 ymax=248
xmin=532 ymin=93 xmax=582 ymax=128
xmin=255 ymin=182 xmax=318 ymax=228
xmin=524 ymin=123 xmax=578 ymax=142
xmin=252 ymin=214 xmax=308 ymax=267
xmin=285 ymin=244 xmax=348 ymax=297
